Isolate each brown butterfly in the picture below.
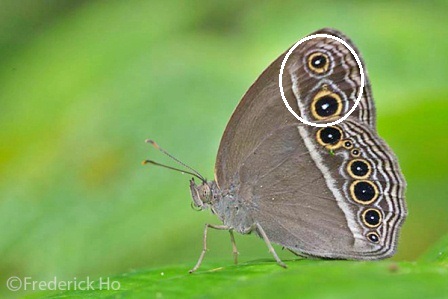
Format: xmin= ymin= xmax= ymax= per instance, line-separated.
xmin=145 ymin=28 xmax=407 ymax=273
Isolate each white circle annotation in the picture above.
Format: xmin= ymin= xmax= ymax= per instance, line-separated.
xmin=278 ymin=33 xmax=365 ymax=128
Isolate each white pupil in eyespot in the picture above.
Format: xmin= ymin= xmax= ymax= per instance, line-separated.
xmin=321 ymin=103 xmax=329 ymax=110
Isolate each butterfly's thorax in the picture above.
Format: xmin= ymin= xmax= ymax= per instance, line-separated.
xmin=190 ymin=179 xmax=254 ymax=234
xmin=211 ymin=184 xmax=255 ymax=234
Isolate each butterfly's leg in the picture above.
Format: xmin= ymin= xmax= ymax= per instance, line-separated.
xmin=255 ymin=223 xmax=287 ymax=268
xmin=189 ymin=224 xmax=231 ymax=273
xmin=229 ymin=230 xmax=239 ymax=264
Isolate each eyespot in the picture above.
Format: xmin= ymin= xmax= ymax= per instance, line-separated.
xmin=311 ymin=90 xmax=342 ymax=120
xmin=349 ymin=180 xmax=378 ymax=204
xmin=343 ymin=140 xmax=353 ymax=149
xmin=307 ymin=52 xmax=330 ymax=74
xmin=366 ymin=232 xmax=380 ymax=243
xmin=316 ymin=126 xmax=343 ymax=149
xmin=362 ymin=208 xmax=382 ymax=228
xmin=351 ymin=148 xmax=361 ymax=157
xmin=347 ymin=159 xmax=372 ymax=179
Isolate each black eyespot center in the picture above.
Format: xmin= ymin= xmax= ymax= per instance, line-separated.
xmin=307 ymin=52 xmax=330 ymax=74
xmin=311 ymin=54 xmax=327 ymax=69
xmin=315 ymin=95 xmax=339 ymax=117
xmin=363 ymin=209 xmax=382 ymax=227
xmin=344 ymin=141 xmax=353 ymax=148
xmin=351 ymin=149 xmax=360 ymax=156
xmin=350 ymin=159 xmax=371 ymax=178
xmin=319 ymin=127 xmax=342 ymax=145
xmin=353 ymin=181 xmax=376 ymax=202
xmin=367 ymin=232 xmax=380 ymax=243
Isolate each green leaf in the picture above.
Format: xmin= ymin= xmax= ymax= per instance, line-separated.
xmin=420 ymin=234 xmax=448 ymax=265
xmin=33 ymin=260 xmax=448 ymax=299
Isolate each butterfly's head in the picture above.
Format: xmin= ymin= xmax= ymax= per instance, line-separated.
xmin=189 ymin=178 xmax=218 ymax=210
xmin=144 ymin=139 xmax=216 ymax=210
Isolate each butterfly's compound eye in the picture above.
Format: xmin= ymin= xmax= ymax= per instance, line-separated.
xmin=307 ymin=52 xmax=330 ymax=74
xmin=200 ymin=184 xmax=212 ymax=202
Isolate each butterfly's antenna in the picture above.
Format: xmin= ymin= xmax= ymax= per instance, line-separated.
xmin=145 ymin=139 xmax=206 ymax=182
xmin=142 ymin=160 xmax=205 ymax=181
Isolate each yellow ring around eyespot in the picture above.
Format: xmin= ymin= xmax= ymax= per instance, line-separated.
xmin=347 ymin=158 xmax=372 ymax=179
xmin=349 ymin=180 xmax=379 ymax=205
xmin=316 ymin=126 xmax=343 ymax=150
xmin=310 ymin=90 xmax=343 ymax=120
xmin=351 ymin=148 xmax=361 ymax=157
xmin=307 ymin=52 xmax=330 ymax=74
xmin=361 ymin=208 xmax=383 ymax=228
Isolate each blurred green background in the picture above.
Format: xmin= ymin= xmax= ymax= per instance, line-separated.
xmin=1 ymin=0 xmax=447 ymax=297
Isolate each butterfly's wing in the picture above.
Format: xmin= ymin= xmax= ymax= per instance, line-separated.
xmin=214 ymin=28 xmax=406 ymax=258
xmin=216 ymin=28 xmax=375 ymax=188
xmin=287 ymin=28 xmax=376 ymax=128
xmin=240 ymin=120 xmax=406 ymax=258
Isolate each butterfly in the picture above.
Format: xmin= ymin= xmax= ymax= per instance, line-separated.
xmin=145 ymin=28 xmax=407 ymax=273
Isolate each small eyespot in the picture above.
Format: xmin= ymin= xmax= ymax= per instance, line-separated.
xmin=347 ymin=159 xmax=372 ymax=179
xmin=362 ymin=208 xmax=382 ymax=228
xmin=349 ymin=180 xmax=378 ymax=204
xmin=316 ymin=126 xmax=343 ymax=149
xmin=343 ymin=140 xmax=353 ymax=149
xmin=307 ymin=52 xmax=330 ymax=74
xmin=367 ymin=232 xmax=380 ymax=243
xmin=351 ymin=148 xmax=361 ymax=157
xmin=311 ymin=90 xmax=342 ymax=120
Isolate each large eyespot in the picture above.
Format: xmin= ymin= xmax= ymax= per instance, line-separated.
xmin=347 ymin=159 xmax=372 ymax=179
xmin=362 ymin=208 xmax=382 ymax=228
xmin=349 ymin=180 xmax=378 ymax=204
xmin=307 ymin=52 xmax=330 ymax=74
xmin=366 ymin=232 xmax=380 ymax=243
xmin=311 ymin=90 xmax=342 ymax=120
xmin=316 ymin=126 xmax=343 ymax=149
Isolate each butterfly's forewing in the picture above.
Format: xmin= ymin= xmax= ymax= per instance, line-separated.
xmin=214 ymin=49 xmax=297 ymax=189
xmin=215 ymin=28 xmax=375 ymax=189
xmin=214 ymin=28 xmax=406 ymax=258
